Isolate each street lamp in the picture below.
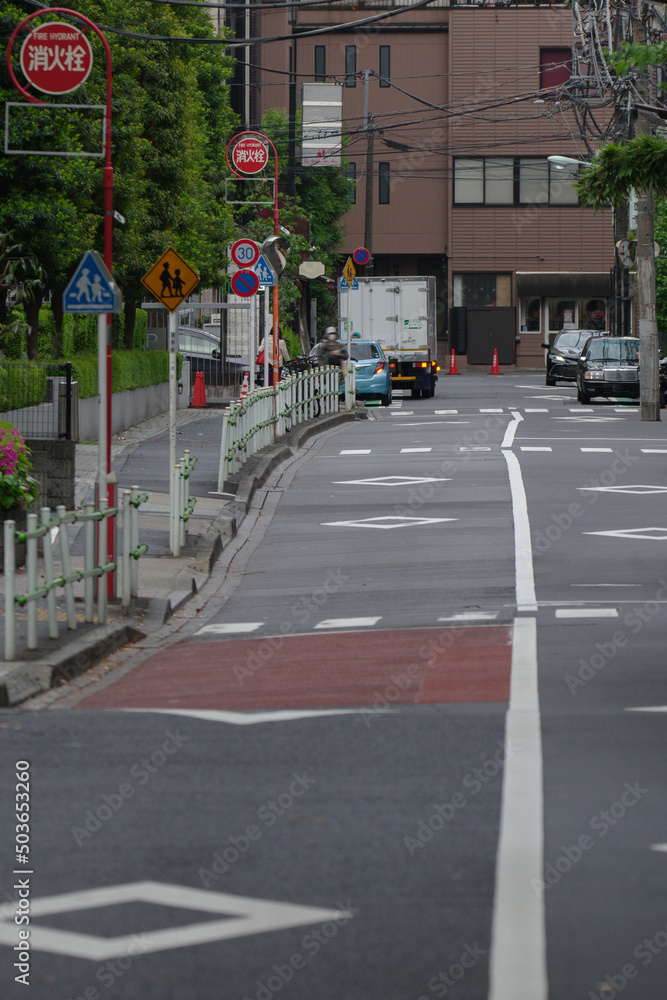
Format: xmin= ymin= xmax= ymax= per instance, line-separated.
xmin=547 ymin=155 xmax=590 ymax=169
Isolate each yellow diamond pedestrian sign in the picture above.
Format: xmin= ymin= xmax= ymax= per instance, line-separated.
xmin=142 ymin=247 xmax=199 ymax=313
xmin=343 ymin=256 xmax=356 ymax=286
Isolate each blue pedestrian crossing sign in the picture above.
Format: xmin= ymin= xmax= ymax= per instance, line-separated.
xmin=254 ymin=254 xmax=276 ymax=286
xmin=339 ymin=276 xmax=359 ymax=290
xmin=63 ymin=250 xmax=123 ymax=313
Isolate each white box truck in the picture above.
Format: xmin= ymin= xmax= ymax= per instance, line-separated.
xmin=339 ymin=276 xmax=439 ymax=398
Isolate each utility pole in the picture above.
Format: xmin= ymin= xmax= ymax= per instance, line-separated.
xmin=363 ymin=70 xmax=374 ymax=273
xmin=633 ymin=0 xmax=660 ymax=420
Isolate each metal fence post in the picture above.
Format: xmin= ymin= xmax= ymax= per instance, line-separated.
xmin=4 ymin=519 xmax=16 ymax=662
xmin=84 ymin=501 xmax=95 ymax=622
xmin=181 ymin=451 xmax=190 ymax=549
xmin=56 ymin=504 xmax=77 ymax=630
xmin=130 ymin=486 xmax=140 ymax=598
xmin=121 ymin=489 xmax=131 ymax=608
xmin=98 ymin=498 xmax=108 ymax=625
xmin=41 ymin=507 xmax=59 ymax=640
xmin=26 ymin=512 xmax=38 ymax=649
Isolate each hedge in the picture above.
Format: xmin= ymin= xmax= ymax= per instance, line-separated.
xmin=0 ymin=362 xmax=48 ymax=411
xmin=1 ymin=305 xmax=149 ymax=358
xmin=68 ymin=350 xmax=183 ymax=399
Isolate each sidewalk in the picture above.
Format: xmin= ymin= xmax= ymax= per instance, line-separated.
xmin=0 ymin=404 xmax=362 ymax=707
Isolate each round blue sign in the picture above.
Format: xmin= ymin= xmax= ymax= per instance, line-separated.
xmin=353 ymin=247 xmax=370 ymax=266
xmin=231 ymin=269 xmax=260 ymax=297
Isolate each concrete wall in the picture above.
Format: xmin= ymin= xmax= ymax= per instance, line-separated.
xmin=26 ymin=438 xmax=76 ymax=510
xmin=78 ymin=361 xmax=191 ymax=442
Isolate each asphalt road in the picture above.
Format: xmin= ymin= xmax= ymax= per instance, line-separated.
xmin=1 ymin=374 xmax=666 ymax=1000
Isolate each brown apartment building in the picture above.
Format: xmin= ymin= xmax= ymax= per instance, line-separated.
xmin=238 ymin=0 xmax=615 ymax=368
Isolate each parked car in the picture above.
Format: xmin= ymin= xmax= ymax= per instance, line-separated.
xmin=543 ymin=329 xmax=608 ymax=385
xmin=349 ymin=339 xmax=392 ymax=406
xmin=660 ymin=356 xmax=667 ymax=408
xmin=576 ymin=336 xmax=640 ymax=404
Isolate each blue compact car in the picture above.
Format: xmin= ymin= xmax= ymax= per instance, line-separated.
xmin=349 ymin=339 xmax=392 ymax=406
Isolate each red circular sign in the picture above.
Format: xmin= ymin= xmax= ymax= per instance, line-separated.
xmin=230 ymin=239 xmax=260 ymax=268
xmin=353 ymin=247 xmax=371 ymax=266
xmin=231 ymin=269 xmax=260 ymax=298
xmin=231 ymin=137 xmax=269 ymax=175
xmin=20 ymin=22 xmax=93 ymax=95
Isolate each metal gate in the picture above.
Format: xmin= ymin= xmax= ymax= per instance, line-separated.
xmin=466 ymin=307 xmax=516 ymax=365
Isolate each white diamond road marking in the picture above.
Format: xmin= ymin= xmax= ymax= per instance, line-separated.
xmin=333 ymin=475 xmax=450 ymax=486
xmin=438 ymin=611 xmax=499 ymax=622
xmin=641 ymin=449 xmax=667 ymax=454
xmin=195 ymin=622 xmax=262 ymax=636
xmin=555 ymin=608 xmax=619 ymax=619
xmin=322 ymin=515 xmax=457 ymax=530
xmin=314 ymin=617 xmax=382 ymax=629
xmin=400 ymin=447 xmax=432 ymax=453
xmin=125 ymin=708 xmax=365 ymax=725
xmin=339 ymin=449 xmax=371 ymax=455
xmin=578 ymin=485 xmax=667 ymax=495
xmin=580 ymin=447 xmax=613 ymax=453
xmin=520 ymin=447 xmax=552 ymax=452
xmin=585 ymin=526 xmax=667 ymax=541
xmin=0 ymin=882 xmax=350 ymax=961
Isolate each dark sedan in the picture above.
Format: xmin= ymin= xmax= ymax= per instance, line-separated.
xmin=576 ymin=336 xmax=640 ymax=404
xmin=543 ymin=329 xmax=607 ymax=385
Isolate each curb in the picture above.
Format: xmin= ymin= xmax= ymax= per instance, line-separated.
xmin=1 ymin=408 xmax=365 ymax=706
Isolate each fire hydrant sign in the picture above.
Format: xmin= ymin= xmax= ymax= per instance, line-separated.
xmin=20 ymin=22 xmax=93 ymax=95
xmin=231 ymin=136 xmax=269 ymax=175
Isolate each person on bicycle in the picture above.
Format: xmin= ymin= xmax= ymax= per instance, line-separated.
xmin=316 ymin=328 xmax=348 ymax=372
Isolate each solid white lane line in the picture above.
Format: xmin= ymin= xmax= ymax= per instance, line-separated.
xmin=501 ymin=410 xmax=523 ymax=450
xmin=520 ymin=447 xmax=552 ymax=452
xmin=555 ymin=608 xmax=619 ymax=618
xmin=195 ymin=623 xmax=263 ymax=635
xmin=489 ymin=616 xmax=546 ymax=1000
xmin=314 ymin=617 xmax=382 ymax=629
xmin=502 ymin=448 xmax=537 ymax=612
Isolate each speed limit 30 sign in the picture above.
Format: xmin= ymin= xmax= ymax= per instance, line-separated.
xmin=230 ymin=239 xmax=260 ymax=269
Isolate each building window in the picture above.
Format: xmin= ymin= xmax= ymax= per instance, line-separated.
xmin=345 ymin=46 xmax=356 ymax=87
xmin=379 ymin=46 xmax=390 ymax=87
xmin=520 ymin=298 xmax=542 ymax=332
xmin=540 ymin=48 xmax=572 ymax=93
xmin=314 ymin=46 xmax=326 ymax=82
xmin=378 ymin=161 xmax=390 ymax=204
xmin=345 ymin=162 xmax=357 ymax=204
xmin=453 ymin=273 xmax=511 ymax=309
xmin=454 ymin=157 xmax=578 ymax=206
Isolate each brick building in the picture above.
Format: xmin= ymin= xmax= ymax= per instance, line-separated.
xmin=238 ymin=1 xmax=615 ymax=367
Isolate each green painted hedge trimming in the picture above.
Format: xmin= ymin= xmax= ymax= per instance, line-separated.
xmin=68 ymin=350 xmax=183 ymax=399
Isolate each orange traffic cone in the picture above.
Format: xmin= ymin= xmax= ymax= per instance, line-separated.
xmin=489 ymin=349 xmax=501 ymax=375
xmin=447 ymin=349 xmax=460 ymax=375
xmin=239 ymin=372 xmax=249 ymax=401
xmin=190 ymin=370 xmax=208 ymax=408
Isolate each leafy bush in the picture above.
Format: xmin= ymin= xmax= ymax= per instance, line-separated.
xmin=0 ymin=362 xmax=48 ymax=410
xmin=66 ymin=350 xmax=182 ymax=398
xmin=0 ymin=421 xmax=39 ymax=511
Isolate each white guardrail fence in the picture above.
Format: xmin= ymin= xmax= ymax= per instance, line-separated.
xmin=3 ymin=488 xmax=149 ymax=662
xmin=218 ymin=365 xmax=355 ymax=489
xmin=171 ymin=450 xmax=197 ymax=557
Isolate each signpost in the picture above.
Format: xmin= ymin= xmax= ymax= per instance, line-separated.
xmin=19 ymin=21 xmax=93 ymax=94
xmin=142 ymin=248 xmax=199 ymax=556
